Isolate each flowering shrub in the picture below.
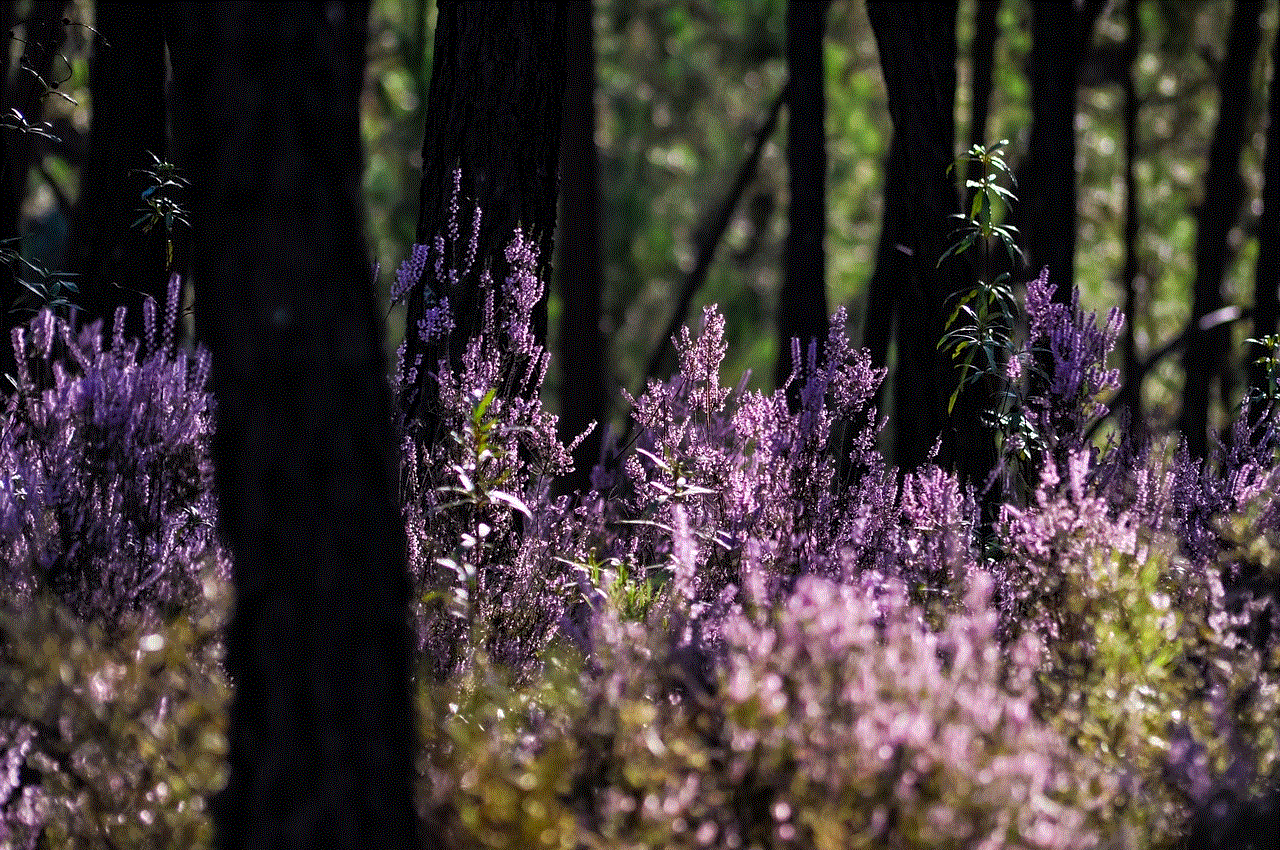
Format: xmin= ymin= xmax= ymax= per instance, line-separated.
xmin=0 ymin=198 xmax=1276 ymax=848
xmin=425 ymin=567 xmax=1111 ymax=850
xmin=0 ymin=275 xmax=223 ymax=620
xmin=393 ymin=180 xmax=579 ymax=676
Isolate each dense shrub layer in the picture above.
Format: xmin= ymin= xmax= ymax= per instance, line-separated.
xmin=0 ymin=239 xmax=1276 ymax=848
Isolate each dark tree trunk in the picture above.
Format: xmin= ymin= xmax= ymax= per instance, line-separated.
xmin=868 ymin=0 xmax=994 ymax=492
xmin=863 ymin=136 xmax=925 ymax=470
xmin=776 ymin=0 xmax=830 ymax=404
xmin=1250 ymin=12 xmax=1280 ymax=409
xmin=403 ymin=0 xmax=567 ymax=432
xmin=1182 ymin=0 xmax=1262 ymax=457
xmin=167 ymin=4 xmax=419 ymax=848
xmin=1025 ymin=1 xmax=1079 ymax=304
xmin=966 ymin=0 xmax=999 ymax=205
xmin=0 ymin=0 xmax=17 ymax=385
xmin=67 ymin=2 xmax=168 ymax=339
xmin=0 ymin=1 xmax=68 ymax=382
xmin=1118 ymin=0 xmax=1146 ymax=444
xmin=555 ymin=0 xmax=607 ymax=495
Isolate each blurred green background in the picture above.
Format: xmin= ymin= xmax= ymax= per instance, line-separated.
xmin=23 ymin=0 xmax=1278 ymax=439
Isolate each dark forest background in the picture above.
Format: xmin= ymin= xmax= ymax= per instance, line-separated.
xmin=1 ymin=0 xmax=1275 ymax=467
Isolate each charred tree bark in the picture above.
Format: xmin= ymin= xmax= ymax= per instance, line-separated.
xmin=1250 ymin=12 xmax=1280 ymax=410
xmin=1025 ymin=0 xmax=1079 ymax=304
xmin=403 ymin=0 xmax=567 ymax=433
xmin=1117 ymin=0 xmax=1146 ymax=444
xmin=168 ymin=3 xmax=419 ymax=848
xmin=776 ymin=0 xmax=830 ymax=405
xmin=0 ymin=0 xmax=17 ymax=385
xmin=555 ymin=0 xmax=608 ymax=495
xmin=864 ymin=136 xmax=922 ymax=469
xmin=1182 ymin=0 xmax=1262 ymax=457
xmin=0 ymin=1 xmax=69 ymax=382
xmin=868 ymin=0 xmax=995 ymax=491
xmin=965 ymin=0 xmax=999 ymax=206
xmin=67 ymin=2 xmax=168 ymax=340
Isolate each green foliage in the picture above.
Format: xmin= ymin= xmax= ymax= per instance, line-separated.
xmin=1246 ymin=334 xmax=1280 ymax=417
xmin=0 ymin=237 xmax=79 ymax=318
xmin=938 ymin=141 xmax=1041 ymax=488
xmin=131 ymin=153 xmax=191 ymax=274
xmin=0 ymin=574 xmax=228 ymax=848
xmin=432 ymin=388 xmax=535 ymax=640
xmin=1000 ymin=458 xmax=1280 ymax=848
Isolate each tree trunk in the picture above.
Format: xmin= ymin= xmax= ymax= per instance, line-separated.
xmin=863 ymin=135 xmax=928 ymax=471
xmin=403 ymin=0 xmax=567 ymax=433
xmin=965 ymin=0 xmax=999 ymax=206
xmin=1250 ymin=11 xmax=1280 ymax=409
xmin=0 ymin=0 xmax=17 ymax=386
xmin=167 ymin=3 xmax=419 ymax=848
xmin=555 ymin=0 xmax=608 ymax=495
xmin=67 ymin=1 xmax=168 ymax=340
xmin=868 ymin=0 xmax=994 ymax=491
xmin=1118 ymin=0 xmax=1146 ymax=444
xmin=1025 ymin=0 xmax=1079 ymax=304
xmin=776 ymin=0 xmax=830 ymax=405
xmin=0 ymin=1 xmax=69 ymax=382
xmin=1182 ymin=0 xmax=1262 ymax=457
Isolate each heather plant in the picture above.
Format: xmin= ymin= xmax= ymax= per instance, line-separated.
xmin=999 ymin=452 xmax=1280 ymax=847
xmin=3 ymin=185 xmax=1279 ymax=850
xmin=606 ymin=305 xmax=892 ymax=606
xmin=0 ymin=275 xmax=223 ymax=620
xmin=424 ymin=555 xmax=1113 ymax=850
xmin=1020 ymin=270 xmax=1123 ymax=461
xmin=394 ymin=177 xmax=579 ymax=676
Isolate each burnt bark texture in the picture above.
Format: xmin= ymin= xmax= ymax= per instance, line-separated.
xmin=775 ymin=0 xmax=830 ymax=405
xmin=863 ymin=136 xmax=917 ymax=468
xmin=67 ymin=1 xmax=168 ymax=340
xmin=867 ymin=0 xmax=995 ymax=491
xmin=0 ymin=0 xmax=16 ymax=385
xmin=403 ymin=0 xmax=567 ymax=433
xmin=1025 ymin=0 xmax=1079 ymax=303
xmin=1182 ymin=0 xmax=1262 ymax=457
xmin=0 ymin=1 xmax=69 ymax=383
xmin=1118 ymin=0 xmax=1146 ymax=444
xmin=556 ymin=0 xmax=608 ymax=495
xmin=167 ymin=3 xmax=419 ymax=848
xmin=1250 ymin=13 xmax=1280 ymax=408
xmin=966 ymin=0 xmax=999 ymax=199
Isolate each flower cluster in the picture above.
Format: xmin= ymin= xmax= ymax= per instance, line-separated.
xmin=0 ymin=276 xmax=224 ymax=620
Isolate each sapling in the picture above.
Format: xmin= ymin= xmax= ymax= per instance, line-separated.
xmin=938 ymin=141 xmax=1043 ymax=500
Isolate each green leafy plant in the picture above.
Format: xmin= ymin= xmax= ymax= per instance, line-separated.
xmin=0 ymin=236 xmax=78 ymax=317
xmin=938 ymin=141 xmax=1043 ymax=493
xmin=432 ymin=388 xmax=533 ymax=641
xmin=132 ymin=153 xmax=192 ymax=275
xmin=1245 ymin=334 xmax=1280 ymax=420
